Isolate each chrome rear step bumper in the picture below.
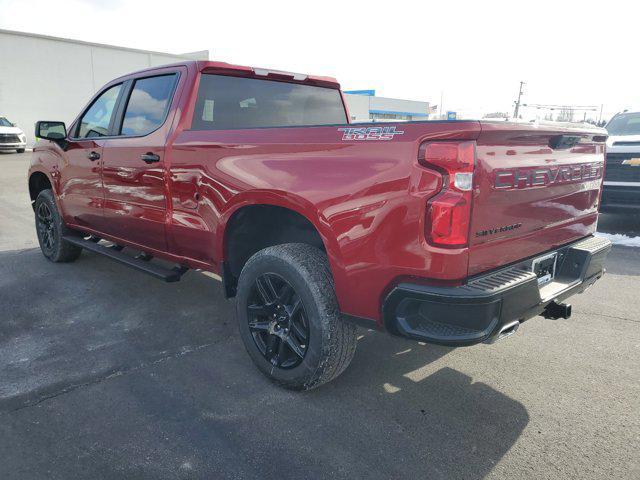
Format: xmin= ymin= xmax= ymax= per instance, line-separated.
xmin=383 ymin=235 xmax=611 ymax=347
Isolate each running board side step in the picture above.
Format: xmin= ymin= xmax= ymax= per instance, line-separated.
xmin=63 ymin=236 xmax=188 ymax=282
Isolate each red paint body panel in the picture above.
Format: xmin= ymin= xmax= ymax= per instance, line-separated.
xmin=57 ymin=139 xmax=106 ymax=230
xmin=468 ymin=123 xmax=604 ymax=276
xmin=168 ymin=121 xmax=481 ymax=321
xmin=29 ymin=61 xmax=607 ymax=326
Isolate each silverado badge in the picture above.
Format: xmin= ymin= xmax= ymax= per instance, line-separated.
xmin=475 ymin=223 xmax=522 ymax=238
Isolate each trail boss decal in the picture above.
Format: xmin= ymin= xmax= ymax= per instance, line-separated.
xmin=338 ymin=126 xmax=404 ymax=141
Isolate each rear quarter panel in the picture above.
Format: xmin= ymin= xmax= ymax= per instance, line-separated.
xmin=168 ymin=121 xmax=481 ymax=322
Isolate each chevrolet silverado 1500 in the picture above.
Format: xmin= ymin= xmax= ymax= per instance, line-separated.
xmin=29 ymin=61 xmax=611 ymax=389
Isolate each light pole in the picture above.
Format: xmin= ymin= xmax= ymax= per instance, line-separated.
xmin=598 ymin=104 xmax=603 ymax=124
xmin=513 ymin=81 xmax=525 ymax=119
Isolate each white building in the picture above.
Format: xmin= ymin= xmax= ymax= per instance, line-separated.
xmin=0 ymin=29 xmax=433 ymax=144
xmin=343 ymin=90 xmax=430 ymax=123
xmin=0 ymin=29 xmax=209 ymax=145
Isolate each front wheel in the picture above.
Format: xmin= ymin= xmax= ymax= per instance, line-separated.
xmin=34 ymin=189 xmax=82 ymax=262
xmin=16 ymin=148 xmax=25 ymax=154
xmin=236 ymin=243 xmax=357 ymax=390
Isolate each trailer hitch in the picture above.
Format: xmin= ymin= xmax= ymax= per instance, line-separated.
xmin=542 ymin=301 xmax=572 ymax=320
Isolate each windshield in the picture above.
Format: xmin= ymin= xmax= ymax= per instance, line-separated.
xmin=0 ymin=117 xmax=12 ymax=127
xmin=606 ymin=113 xmax=640 ymax=136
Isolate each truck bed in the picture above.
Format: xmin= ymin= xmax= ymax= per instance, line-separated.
xmin=170 ymin=119 xmax=606 ymax=322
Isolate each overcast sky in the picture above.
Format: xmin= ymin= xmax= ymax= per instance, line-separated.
xmin=0 ymin=0 xmax=636 ymax=120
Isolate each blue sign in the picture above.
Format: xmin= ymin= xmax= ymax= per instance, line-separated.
xmin=447 ymin=111 xmax=457 ymax=121
xmin=344 ymin=90 xmax=376 ymax=96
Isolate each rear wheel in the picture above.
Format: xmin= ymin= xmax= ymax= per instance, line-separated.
xmin=35 ymin=189 xmax=82 ymax=263
xmin=236 ymin=243 xmax=357 ymax=390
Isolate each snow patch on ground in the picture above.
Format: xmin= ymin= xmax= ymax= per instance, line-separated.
xmin=595 ymin=232 xmax=640 ymax=247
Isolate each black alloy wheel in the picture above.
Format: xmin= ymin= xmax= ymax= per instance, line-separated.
xmin=235 ymin=243 xmax=358 ymax=390
xmin=247 ymin=273 xmax=309 ymax=369
xmin=34 ymin=189 xmax=82 ymax=263
xmin=36 ymin=202 xmax=56 ymax=254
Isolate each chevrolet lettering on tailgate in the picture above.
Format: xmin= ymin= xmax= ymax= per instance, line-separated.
xmin=494 ymin=163 xmax=603 ymax=189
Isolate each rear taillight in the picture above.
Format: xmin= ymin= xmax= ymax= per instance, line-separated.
xmin=419 ymin=141 xmax=475 ymax=248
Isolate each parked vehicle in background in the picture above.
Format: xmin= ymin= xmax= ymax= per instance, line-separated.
xmin=28 ymin=61 xmax=611 ymax=390
xmin=0 ymin=116 xmax=27 ymax=153
xmin=604 ymin=112 xmax=640 ymax=213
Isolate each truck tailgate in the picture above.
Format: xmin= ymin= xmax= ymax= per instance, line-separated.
xmin=468 ymin=122 xmax=606 ymax=276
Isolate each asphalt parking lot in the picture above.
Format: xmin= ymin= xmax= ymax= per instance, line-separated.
xmin=1 ymin=152 xmax=639 ymax=479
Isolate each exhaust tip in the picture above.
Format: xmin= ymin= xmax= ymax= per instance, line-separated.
xmin=484 ymin=320 xmax=520 ymax=344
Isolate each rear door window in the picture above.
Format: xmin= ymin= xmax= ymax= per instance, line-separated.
xmin=120 ymin=74 xmax=178 ymax=136
xmin=192 ymin=74 xmax=347 ymax=130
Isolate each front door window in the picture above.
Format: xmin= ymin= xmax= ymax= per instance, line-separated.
xmin=77 ymin=84 xmax=122 ymax=138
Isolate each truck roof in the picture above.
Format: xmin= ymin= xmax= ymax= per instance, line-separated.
xmin=110 ymin=60 xmax=340 ymax=89
xmin=196 ymin=61 xmax=340 ymax=88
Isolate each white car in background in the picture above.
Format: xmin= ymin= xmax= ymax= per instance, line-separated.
xmin=0 ymin=116 xmax=27 ymax=153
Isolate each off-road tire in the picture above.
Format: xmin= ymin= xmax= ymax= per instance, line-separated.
xmin=35 ymin=189 xmax=82 ymax=263
xmin=236 ymin=243 xmax=357 ymax=390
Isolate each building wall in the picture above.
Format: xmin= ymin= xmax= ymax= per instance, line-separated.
xmin=0 ymin=29 xmax=208 ymax=145
xmin=343 ymin=92 xmax=429 ymax=123
xmin=344 ymin=94 xmax=370 ymax=122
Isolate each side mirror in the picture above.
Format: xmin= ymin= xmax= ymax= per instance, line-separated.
xmin=35 ymin=121 xmax=66 ymax=142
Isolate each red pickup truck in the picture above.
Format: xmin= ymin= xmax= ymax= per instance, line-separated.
xmin=29 ymin=61 xmax=611 ymax=389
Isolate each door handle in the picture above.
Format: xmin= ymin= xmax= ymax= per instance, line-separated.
xmin=87 ymin=151 xmax=100 ymax=161
xmin=141 ymin=153 xmax=160 ymax=164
